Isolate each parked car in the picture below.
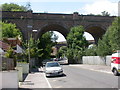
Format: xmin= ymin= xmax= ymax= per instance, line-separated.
xmin=42 ymin=59 xmax=53 ymax=66
xmin=45 ymin=61 xmax=63 ymax=77
xmin=111 ymin=50 xmax=120 ymax=76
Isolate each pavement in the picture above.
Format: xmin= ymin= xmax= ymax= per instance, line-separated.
xmin=19 ymin=64 xmax=112 ymax=89
xmin=19 ymin=68 xmax=51 ymax=89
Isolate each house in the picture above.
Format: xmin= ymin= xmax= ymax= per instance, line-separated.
xmin=1 ymin=38 xmax=24 ymax=54
xmin=0 ymin=40 xmax=10 ymax=51
xmin=5 ymin=38 xmax=22 ymax=47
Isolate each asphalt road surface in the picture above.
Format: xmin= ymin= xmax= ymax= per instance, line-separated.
xmin=47 ymin=65 xmax=118 ymax=88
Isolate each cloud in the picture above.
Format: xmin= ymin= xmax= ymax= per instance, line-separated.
xmin=81 ymin=0 xmax=118 ymax=16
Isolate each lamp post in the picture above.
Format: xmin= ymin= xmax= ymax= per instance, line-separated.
xmin=32 ymin=30 xmax=38 ymax=66
xmin=27 ymin=25 xmax=32 ymax=72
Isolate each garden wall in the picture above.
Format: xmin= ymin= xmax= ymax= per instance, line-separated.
xmin=0 ymin=57 xmax=15 ymax=71
xmin=82 ymin=56 xmax=112 ymax=66
xmin=17 ymin=62 xmax=29 ymax=74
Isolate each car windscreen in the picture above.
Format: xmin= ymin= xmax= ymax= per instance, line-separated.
xmin=46 ymin=62 xmax=60 ymax=67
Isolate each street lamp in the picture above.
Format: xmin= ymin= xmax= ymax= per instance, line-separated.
xmin=27 ymin=25 xmax=32 ymax=72
xmin=32 ymin=30 xmax=38 ymax=40
xmin=32 ymin=30 xmax=38 ymax=32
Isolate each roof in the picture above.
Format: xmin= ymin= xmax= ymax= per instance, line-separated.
xmin=0 ymin=41 xmax=10 ymax=51
xmin=14 ymin=44 xmax=24 ymax=53
xmin=0 ymin=48 xmax=4 ymax=53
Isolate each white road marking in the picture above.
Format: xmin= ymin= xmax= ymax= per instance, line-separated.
xmin=41 ymin=67 xmax=52 ymax=89
xmin=89 ymin=69 xmax=112 ymax=74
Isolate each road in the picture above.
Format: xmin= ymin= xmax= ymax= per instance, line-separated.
xmin=47 ymin=65 xmax=118 ymax=88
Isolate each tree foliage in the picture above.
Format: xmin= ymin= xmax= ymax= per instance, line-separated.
xmin=101 ymin=11 xmax=110 ymax=16
xmin=87 ymin=11 xmax=110 ymax=16
xmin=67 ymin=25 xmax=88 ymax=63
xmin=5 ymin=47 xmax=14 ymax=58
xmin=97 ymin=38 xmax=112 ymax=56
xmin=1 ymin=3 xmax=29 ymax=11
xmin=85 ymin=45 xmax=97 ymax=56
xmin=51 ymin=32 xmax=58 ymax=43
xmin=22 ymin=37 xmax=43 ymax=63
xmin=107 ymin=17 xmax=120 ymax=50
xmin=57 ymin=46 xmax=67 ymax=58
xmin=2 ymin=21 xmax=22 ymax=38
xmin=97 ymin=17 xmax=120 ymax=56
xmin=37 ymin=32 xmax=56 ymax=59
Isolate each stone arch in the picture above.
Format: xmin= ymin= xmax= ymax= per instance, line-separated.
xmin=37 ymin=24 xmax=69 ymax=39
xmin=85 ymin=24 xmax=106 ymax=44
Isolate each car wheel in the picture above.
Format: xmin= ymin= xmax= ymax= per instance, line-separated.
xmin=113 ymin=69 xmax=119 ymax=76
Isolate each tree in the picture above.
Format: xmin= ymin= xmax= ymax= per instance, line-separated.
xmin=37 ymin=32 xmax=56 ymax=60
xmin=67 ymin=25 xmax=88 ymax=63
xmin=87 ymin=11 xmax=110 ymax=16
xmin=101 ymin=11 xmax=110 ymax=16
xmin=27 ymin=37 xmax=43 ymax=58
xmin=51 ymin=32 xmax=58 ymax=43
xmin=97 ymin=17 xmax=120 ymax=56
xmin=1 ymin=21 xmax=22 ymax=38
xmin=1 ymin=3 xmax=31 ymax=11
xmin=107 ymin=17 xmax=120 ymax=51
xmin=57 ymin=46 xmax=67 ymax=58
xmin=97 ymin=37 xmax=112 ymax=56
xmin=22 ymin=37 xmax=43 ymax=64
xmin=85 ymin=45 xmax=97 ymax=56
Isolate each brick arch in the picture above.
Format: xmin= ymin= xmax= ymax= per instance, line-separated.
xmin=2 ymin=11 xmax=115 ymax=44
xmin=13 ymin=24 xmax=26 ymax=40
xmin=85 ymin=24 xmax=106 ymax=44
xmin=36 ymin=24 xmax=69 ymax=39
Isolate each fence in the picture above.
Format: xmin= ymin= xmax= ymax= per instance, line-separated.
xmin=82 ymin=56 xmax=112 ymax=66
xmin=0 ymin=56 xmax=15 ymax=71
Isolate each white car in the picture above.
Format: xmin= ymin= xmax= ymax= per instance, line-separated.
xmin=111 ymin=51 xmax=120 ymax=76
xmin=45 ymin=61 xmax=63 ymax=77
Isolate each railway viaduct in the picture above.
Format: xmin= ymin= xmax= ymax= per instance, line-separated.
xmin=2 ymin=11 xmax=115 ymax=44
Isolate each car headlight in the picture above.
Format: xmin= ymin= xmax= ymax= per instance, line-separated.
xmin=59 ymin=69 xmax=63 ymax=72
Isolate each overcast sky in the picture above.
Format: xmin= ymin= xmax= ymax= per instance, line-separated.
xmin=0 ymin=0 xmax=118 ymax=42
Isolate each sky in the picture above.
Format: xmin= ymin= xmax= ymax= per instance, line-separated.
xmin=0 ymin=0 xmax=119 ymax=42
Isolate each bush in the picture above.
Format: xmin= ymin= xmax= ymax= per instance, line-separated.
xmin=85 ymin=45 xmax=97 ymax=56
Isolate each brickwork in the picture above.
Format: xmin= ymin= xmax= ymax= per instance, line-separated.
xmin=1 ymin=11 xmax=116 ymax=43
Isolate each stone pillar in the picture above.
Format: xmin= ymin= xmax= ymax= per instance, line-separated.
xmin=73 ymin=12 xmax=79 ymax=20
xmin=73 ymin=12 xmax=79 ymax=26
